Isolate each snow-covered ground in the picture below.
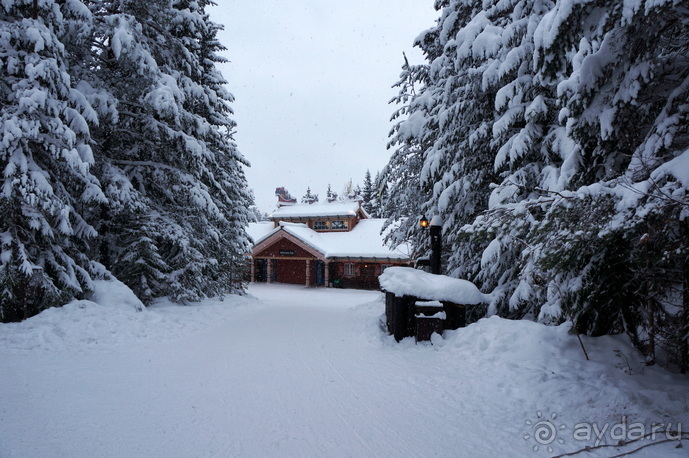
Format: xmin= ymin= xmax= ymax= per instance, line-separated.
xmin=1 ymin=283 xmax=688 ymax=457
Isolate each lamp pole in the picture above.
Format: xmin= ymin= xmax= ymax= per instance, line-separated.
xmin=430 ymin=216 xmax=443 ymax=275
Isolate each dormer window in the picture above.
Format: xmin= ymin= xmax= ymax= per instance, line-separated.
xmin=331 ymin=220 xmax=348 ymax=230
xmin=313 ymin=221 xmax=328 ymax=231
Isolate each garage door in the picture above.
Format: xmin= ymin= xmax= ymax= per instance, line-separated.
xmin=275 ymin=259 xmax=307 ymax=285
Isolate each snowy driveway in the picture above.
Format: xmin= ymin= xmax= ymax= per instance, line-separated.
xmin=1 ymin=283 xmax=688 ymax=457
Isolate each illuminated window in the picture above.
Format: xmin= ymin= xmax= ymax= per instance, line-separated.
xmin=344 ymin=263 xmax=356 ymax=277
xmin=331 ymin=220 xmax=348 ymax=230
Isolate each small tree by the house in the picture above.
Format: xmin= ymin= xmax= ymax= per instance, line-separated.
xmin=302 ymin=187 xmax=319 ymax=205
xmin=326 ymin=184 xmax=338 ymax=203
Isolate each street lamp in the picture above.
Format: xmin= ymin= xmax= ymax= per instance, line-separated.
xmin=429 ymin=216 xmax=443 ymax=275
xmin=419 ymin=215 xmax=443 ymax=274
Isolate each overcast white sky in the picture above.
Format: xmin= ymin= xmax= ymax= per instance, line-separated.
xmin=208 ymin=1 xmax=438 ymax=213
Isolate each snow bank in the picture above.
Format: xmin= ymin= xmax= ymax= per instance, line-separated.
xmin=0 ymin=280 xmax=258 ymax=352
xmin=88 ymin=278 xmax=145 ymax=312
xmin=1 ymin=284 xmax=687 ymax=457
xmin=379 ymin=266 xmax=489 ymax=304
xmin=432 ymin=316 xmax=689 ymax=435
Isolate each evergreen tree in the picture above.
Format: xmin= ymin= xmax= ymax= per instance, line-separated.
xmin=326 ymin=183 xmax=338 ymax=203
xmin=369 ymin=171 xmax=383 ymax=217
xmin=383 ymin=51 xmax=432 ymax=257
xmin=79 ymin=0 xmax=251 ymax=302
xmin=301 ymin=187 xmax=318 ymax=204
xmin=447 ymin=0 xmax=559 ymax=319
xmin=361 ymin=169 xmax=374 ymax=214
xmin=1 ymin=0 xmax=253 ymax=319
xmin=386 ymin=0 xmax=689 ymax=368
xmin=0 ymin=0 xmax=106 ymax=321
xmin=529 ymin=0 xmax=689 ymax=366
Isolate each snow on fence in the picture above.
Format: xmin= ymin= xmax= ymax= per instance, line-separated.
xmin=378 ymin=267 xmax=490 ymax=342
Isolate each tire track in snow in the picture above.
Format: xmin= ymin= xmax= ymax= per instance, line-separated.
xmin=306 ymin=316 xmax=418 ymax=455
xmin=290 ymin=312 xmax=379 ymax=456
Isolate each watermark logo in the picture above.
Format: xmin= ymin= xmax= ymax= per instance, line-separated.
xmin=524 ymin=412 xmax=683 ymax=453
xmin=573 ymin=416 xmax=683 ymax=446
xmin=524 ymin=411 xmax=566 ymax=453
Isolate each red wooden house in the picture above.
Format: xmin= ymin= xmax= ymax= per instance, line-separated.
xmin=248 ymin=199 xmax=410 ymax=289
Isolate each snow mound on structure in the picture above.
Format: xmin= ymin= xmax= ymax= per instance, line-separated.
xmin=0 ymin=280 xmax=257 ymax=352
xmin=379 ymin=266 xmax=490 ymax=304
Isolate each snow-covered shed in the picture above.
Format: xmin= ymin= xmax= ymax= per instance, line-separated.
xmin=248 ymin=200 xmax=410 ymax=289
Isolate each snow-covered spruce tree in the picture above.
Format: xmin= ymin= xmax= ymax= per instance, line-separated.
xmin=301 ymin=187 xmax=318 ymax=204
xmin=177 ymin=0 xmax=253 ymax=292
xmin=387 ymin=0 xmax=556 ymax=290
xmin=361 ymin=169 xmax=374 ymax=215
xmin=369 ymin=171 xmax=379 ymax=216
xmin=383 ymin=50 xmax=434 ymax=258
xmin=81 ymin=0 xmax=251 ymax=302
xmin=530 ymin=0 xmax=689 ymax=367
xmin=0 ymin=0 xmax=106 ymax=321
xmin=380 ymin=142 xmax=428 ymax=256
xmin=387 ymin=0 xmax=688 ymax=367
xmin=415 ymin=0 xmax=504 ymax=282
xmin=438 ymin=0 xmax=561 ymax=321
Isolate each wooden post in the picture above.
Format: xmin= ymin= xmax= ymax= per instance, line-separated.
xmin=392 ymin=295 xmax=416 ymax=342
xmin=267 ymin=259 xmax=272 ymax=284
xmin=305 ymin=259 xmax=311 ymax=287
xmin=430 ymin=216 xmax=443 ymax=275
xmin=250 ymin=259 xmax=255 ymax=283
xmin=324 ymin=261 xmax=330 ymax=288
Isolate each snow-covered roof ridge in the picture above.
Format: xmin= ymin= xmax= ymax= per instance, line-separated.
xmin=379 ymin=267 xmax=490 ymax=305
xmin=270 ymin=200 xmax=367 ymax=218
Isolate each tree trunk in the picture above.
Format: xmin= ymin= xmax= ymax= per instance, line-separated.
xmin=681 ymin=221 xmax=689 ymax=374
xmin=643 ymin=231 xmax=656 ymax=365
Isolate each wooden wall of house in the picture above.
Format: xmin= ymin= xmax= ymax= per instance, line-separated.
xmin=329 ymin=262 xmax=406 ymax=290
xmin=254 ymin=238 xmax=315 ymax=259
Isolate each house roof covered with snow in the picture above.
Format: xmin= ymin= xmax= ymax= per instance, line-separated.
xmin=247 ymin=221 xmax=277 ymax=244
xmin=270 ymin=201 xmax=367 ymax=219
xmin=249 ymin=220 xmax=410 ymax=261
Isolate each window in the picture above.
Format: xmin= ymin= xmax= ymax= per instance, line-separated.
xmin=344 ymin=263 xmax=356 ymax=277
xmin=313 ymin=221 xmax=328 ymax=231
xmin=331 ymin=220 xmax=348 ymax=230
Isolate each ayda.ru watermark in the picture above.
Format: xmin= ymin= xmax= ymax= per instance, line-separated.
xmin=573 ymin=416 xmax=682 ymax=446
xmin=524 ymin=411 xmax=684 ymax=453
